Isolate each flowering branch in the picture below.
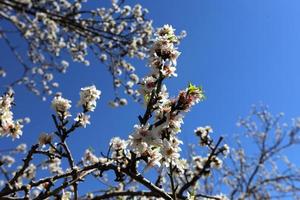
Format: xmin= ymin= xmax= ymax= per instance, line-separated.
xmin=0 ymin=144 xmax=38 ymax=196
xmin=0 ymin=25 xmax=228 ymax=200
xmin=178 ymin=137 xmax=224 ymax=197
xmin=0 ymin=0 xmax=153 ymax=102
xmin=209 ymin=106 xmax=300 ymax=200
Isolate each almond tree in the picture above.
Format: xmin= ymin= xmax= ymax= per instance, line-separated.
xmin=1 ymin=1 xmax=300 ymax=199
xmin=199 ymin=107 xmax=300 ymax=200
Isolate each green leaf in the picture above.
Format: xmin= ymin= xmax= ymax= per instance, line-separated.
xmin=187 ymin=82 xmax=206 ymax=100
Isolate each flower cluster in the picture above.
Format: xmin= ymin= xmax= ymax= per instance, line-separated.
xmin=51 ymin=85 xmax=100 ymax=128
xmin=110 ymin=137 xmax=128 ymax=160
xmin=193 ymin=155 xmax=223 ymax=173
xmin=0 ymin=90 xmax=28 ymax=139
xmin=51 ymin=95 xmax=72 ymax=120
xmin=194 ymin=126 xmax=213 ymax=146
xmin=149 ymin=25 xmax=181 ymax=77
xmin=80 ymin=27 xmax=209 ymax=182
xmin=78 ymin=85 xmax=101 ymax=112
xmin=106 ymin=26 xmax=206 ymax=173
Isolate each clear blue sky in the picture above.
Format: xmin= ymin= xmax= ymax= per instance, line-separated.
xmin=1 ymin=0 xmax=300 ymax=194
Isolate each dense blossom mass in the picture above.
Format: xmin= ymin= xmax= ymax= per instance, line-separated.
xmin=0 ymin=90 xmax=29 ymax=139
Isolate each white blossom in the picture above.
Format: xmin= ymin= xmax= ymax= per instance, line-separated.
xmin=16 ymin=143 xmax=27 ymax=153
xmin=0 ymin=91 xmax=26 ymax=139
xmin=78 ymin=85 xmax=101 ymax=112
xmin=161 ymin=139 xmax=181 ymax=165
xmin=119 ymin=98 xmax=128 ymax=106
xmin=49 ymin=158 xmax=63 ymax=174
xmin=83 ymin=149 xmax=99 ymax=165
xmin=74 ymin=113 xmax=90 ymax=128
xmin=110 ymin=137 xmax=127 ymax=151
xmin=1 ymin=155 xmax=15 ymax=167
xmin=24 ymin=163 xmax=36 ymax=179
xmin=145 ymin=148 xmax=162 ymax=168
xmin=51 ymin=95 xmax=72 ymax=119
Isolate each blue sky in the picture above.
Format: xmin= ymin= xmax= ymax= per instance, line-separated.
xmin=1 ymin=0 xmax=300 ymax=195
